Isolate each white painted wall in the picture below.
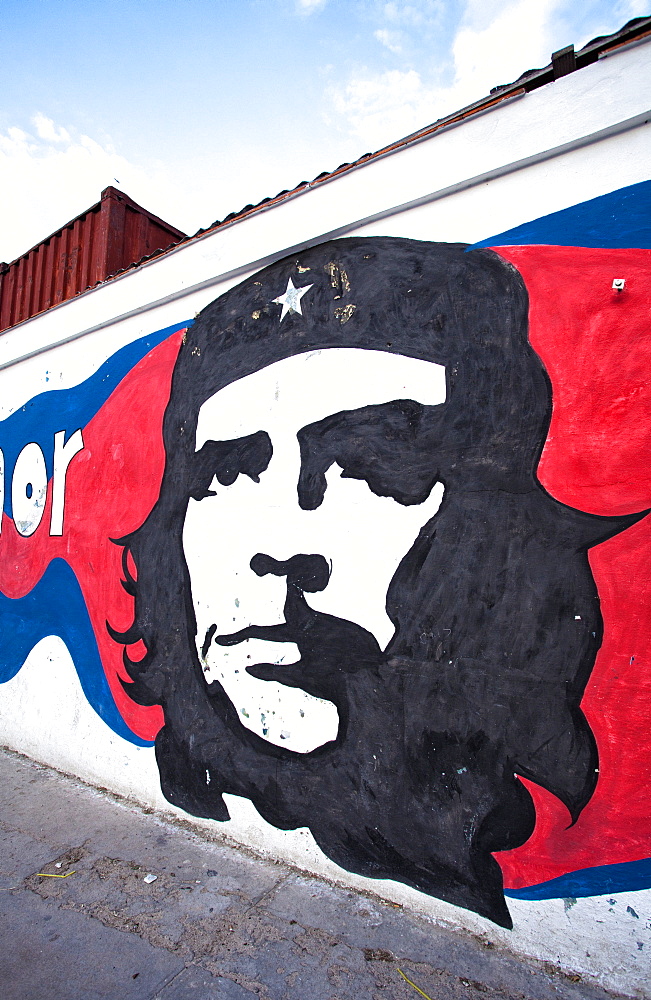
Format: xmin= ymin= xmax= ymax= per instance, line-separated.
xmin=1 ymin=36 xmax=650 ymax=997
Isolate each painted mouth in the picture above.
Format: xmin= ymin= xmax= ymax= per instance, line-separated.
xmin=200 ymin=550 xmax=330 ymax=663
xmin=200 ymin=623 xmax=300 ymax=677
xmin=213 ymin=623 xmax=297 ymax=647
xmin=202 ymin=622 xmax=298 ymax=654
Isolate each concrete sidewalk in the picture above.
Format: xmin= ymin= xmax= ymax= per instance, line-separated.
xmin=0 ymin=747 xmax=626 ymax=1000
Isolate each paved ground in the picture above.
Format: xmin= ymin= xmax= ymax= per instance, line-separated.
xmin=0 ymin=747 xmax=628 ymax=1000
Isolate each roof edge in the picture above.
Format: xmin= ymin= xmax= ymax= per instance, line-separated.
xmin=189 ymin=15 xmax=651 ymax=242
xmin=103 ymin=13 xmax=651 ymax=282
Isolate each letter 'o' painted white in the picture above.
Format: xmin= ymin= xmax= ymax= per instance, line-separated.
xmin=12 ymin=442 xmax=48 ymax=537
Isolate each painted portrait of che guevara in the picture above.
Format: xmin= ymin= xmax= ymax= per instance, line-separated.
xmin=112 ymin=237 xmax=644 ymax=928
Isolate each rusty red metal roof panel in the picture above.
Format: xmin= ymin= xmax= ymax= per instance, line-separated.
xmin=0 ymin=187 xmax=187 ymax=332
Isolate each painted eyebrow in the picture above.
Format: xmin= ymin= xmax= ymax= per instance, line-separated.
xmin=189 ymin=431 xmax=272 ymax=500
xmin=297 ymin=399 xmax=444 ymax=509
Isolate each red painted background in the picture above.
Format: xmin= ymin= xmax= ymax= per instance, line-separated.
xmin=495 ymin=246 xmax=651 ymax=887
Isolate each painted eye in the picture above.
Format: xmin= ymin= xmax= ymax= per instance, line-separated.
xmin=190 ymin=432 xmax=272 ymax=500
xmin=297 ymin=400 xmax=441 ymax=510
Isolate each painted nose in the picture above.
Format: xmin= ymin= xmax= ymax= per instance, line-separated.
xmin=250 ymin=552 xmax=330 ymax=593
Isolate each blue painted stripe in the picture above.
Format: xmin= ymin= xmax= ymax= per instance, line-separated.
xmin=505 ymin=856 xmax=651 ymax=900
xmin=470 ymin=180 xmax=651 ymax=250
xmin=0 ymin=320 xmax=191 ymax=517
xmin=0 ymin=324 xmax=189 ymax=745
xmin=0 ymin=558 xmax=152 ymax=746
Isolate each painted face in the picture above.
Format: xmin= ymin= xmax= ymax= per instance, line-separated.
xmin=183 ymin=348 xmax=446 ymax=752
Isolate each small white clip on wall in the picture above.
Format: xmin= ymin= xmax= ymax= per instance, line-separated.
xmin=612 ymin=278 xmax=626 ymax=292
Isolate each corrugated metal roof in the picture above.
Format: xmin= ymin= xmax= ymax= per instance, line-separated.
xmin=183 ymin=16 xmax=651 ymax=246
xmin=2 ymin=14 xmax=649 ymax=321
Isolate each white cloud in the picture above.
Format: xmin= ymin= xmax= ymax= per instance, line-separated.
xmin=327 ymin=68 xmax=435 ymax=149
xmin=371 ymin=3 xmax=445 ymax=58
xmin=452 ymin=0 xmax=563 ymax=96
xmin=374 ymin=28 xmax=404 ymax=53
xmin=327 ymin=0 xmax=567 ymax=149
xmin=615 ymin=0 xmax=649 ymax=20
xmin=382 ymin=1 xmax=444 ymax=28
xmin=0 ymin=116 xmax=184 ymax=263
xmin=32 ymin=113 xmax=70 ymax=144
xmin=295 ymin=0 xmax=328 ymax=13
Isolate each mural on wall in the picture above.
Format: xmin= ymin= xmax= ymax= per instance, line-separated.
xmin=1 ymin=181 xmax=650 ymax=929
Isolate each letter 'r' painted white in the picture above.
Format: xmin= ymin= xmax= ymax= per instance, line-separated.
xmin=50 ymin=429 xmax=84 ymax=536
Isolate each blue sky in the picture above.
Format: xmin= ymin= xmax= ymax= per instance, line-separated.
xmin=0 ymin=0 xmax=647 ymax=262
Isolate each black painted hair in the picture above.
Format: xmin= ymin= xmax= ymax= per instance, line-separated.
xmin=111 ymin=237 xmax=645 ymax=928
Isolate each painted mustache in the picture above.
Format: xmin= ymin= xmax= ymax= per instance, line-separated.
xmin=210 ymin=552 xmax=332 ymax=649
xmin=204 ymin=551 xmax=383 ymax=706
